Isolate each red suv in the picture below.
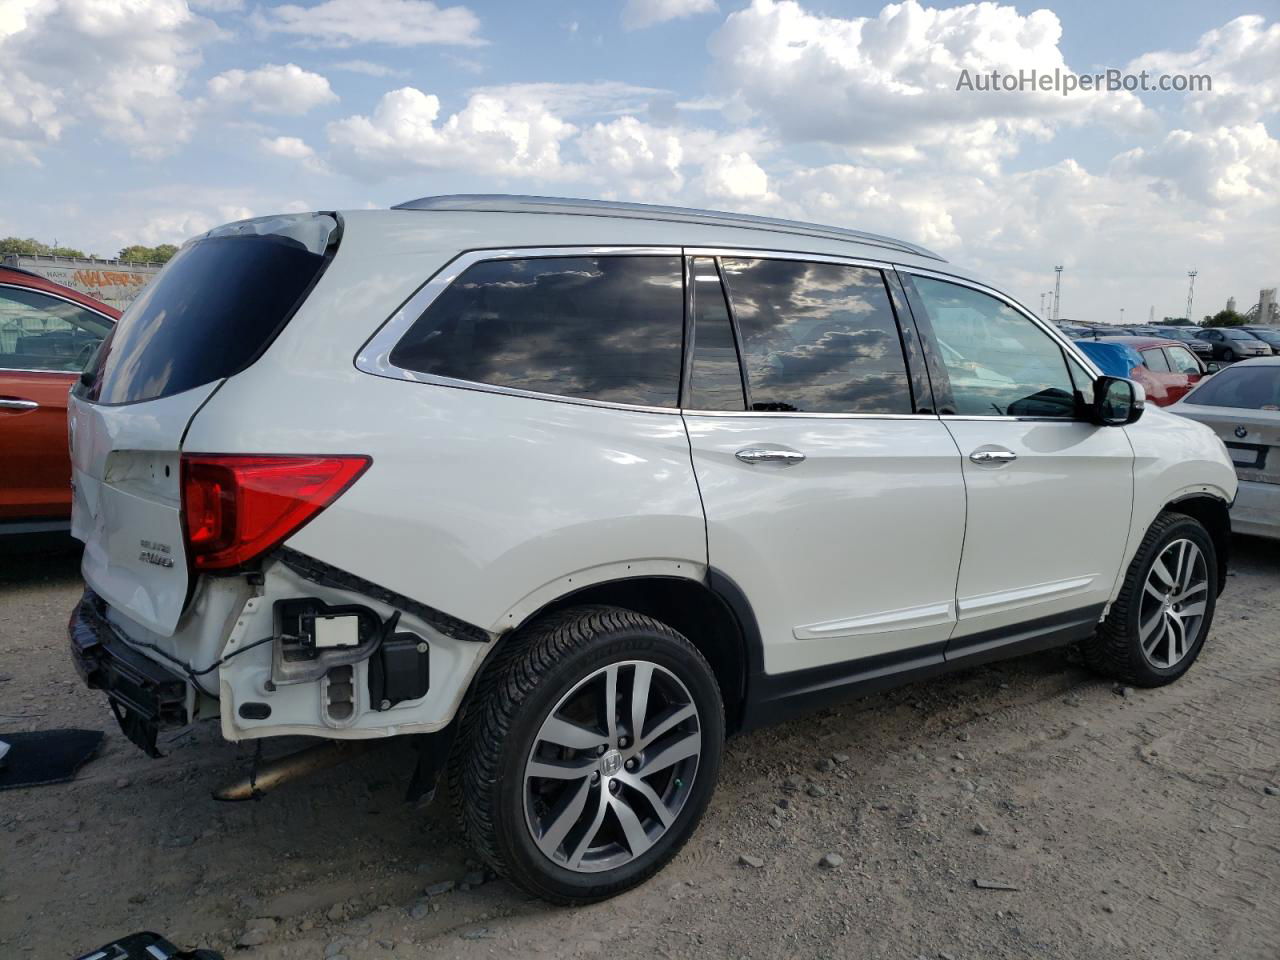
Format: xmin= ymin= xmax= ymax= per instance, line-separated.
xmin=1 ymin=266 xmax=118 ymax=533
xmin=1096 ymin=336 xmax=1208 ymax=406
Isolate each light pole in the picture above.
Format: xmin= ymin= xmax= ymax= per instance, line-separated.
xmin=1186 ymin=270 xmax=1198 ymax=324
xmin=1040 ymin=292 xmax=1047 ymax=317
xmin=1052 ymin=266 xmax=1063 ymax=321
xmin=1120 ymin=307 xmax=1125 ymax=326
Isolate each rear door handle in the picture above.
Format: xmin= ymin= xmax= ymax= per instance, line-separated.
xmin=969 ymin=447 xmax=1017 ymax=465
xmin=0 ymin=398 xmax=39 ymax=411
xmin=736 ymin=446 xmax=806 ymax=465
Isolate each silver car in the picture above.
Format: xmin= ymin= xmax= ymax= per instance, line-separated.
xmin=1170 ymin=356 xmax=1280 ymax=539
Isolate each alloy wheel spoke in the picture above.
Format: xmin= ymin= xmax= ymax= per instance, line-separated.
xmin=639 ymin=703 xmax=697 ymax=750
xmin=539 ymin=715 xmax=606 ymax=751
xmin=616 ymin=772 xmax=676 ymax=828
xmin=1150 ymin=557 xmax=1177 ymax=591
xmin=630 ymin=662 xmax=653 ymax=743
xmin=640 ymin=731 xmax=700 ymax=776
xmin=1139 ymin=607 xmax=1164 ymax=644
xmin=567 ymin=788 xmax=611 ymax=869
xmin=536 ymin=777 xmax=592 ymax=856
xmin=1144 ymin=580 xmax=1166 ymax=602
xmin=1174 ymin=580 xmax=1207 ymax=603
xmin=1179 ymin=543 xmax=1201 ymax=592
xmin=609 ymin=794 xmax=653 ymax=858
xmin=1179 ymin=600 xmax=1207 ymax=620
xmin=603 ymin=665 xmax=619 ymax=743
xmin=527 ymin=757 xmax=596 ymax=781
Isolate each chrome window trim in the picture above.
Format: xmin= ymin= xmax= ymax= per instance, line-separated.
xmin=354 ymin=245 xmax=687 ymax=414
xmin=0 ymin=281 xmax=115 ymax=375
xmin=684 ymin=247 xmax=893 ymax=271
xmin=681 ymin=410 xmax=938 ymax=420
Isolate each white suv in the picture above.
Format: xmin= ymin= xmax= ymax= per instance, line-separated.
xmin=68 ymin=196 xmax=1237 ymax=903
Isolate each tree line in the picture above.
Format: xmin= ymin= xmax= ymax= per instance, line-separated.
xmin=1 ymin=236 xmax=178 ymax=264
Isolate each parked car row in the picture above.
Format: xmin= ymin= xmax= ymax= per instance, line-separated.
xmin=1056 ymin=320 xmax=1275 ymax=363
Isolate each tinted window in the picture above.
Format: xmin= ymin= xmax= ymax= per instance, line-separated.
xmin=0 ymin=287 xmax=112 ymax=372
xmin=718 ymin=258 xmax=910 ymax=414
xmin=1142 ymin=348 xmax=1171 ymax=372
xmin=390 ymin=257 xmax=683 ymax=408
xmin=1184 ymin=365 xmax=1280 ymax=410
xmin=912 ymin=277 xmax=1076 ymax=418
xmin=83 ymin=215 xmax=337 ymax=405
xmin=687 ymin=258 xmax=745 ymax=410
xmin=1224 ymin=329 xmax=1259 ymax=340
xmin=1167 ymin=346 xmax=1201 ymax=374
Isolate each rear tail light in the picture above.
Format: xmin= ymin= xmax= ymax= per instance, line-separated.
xmin=181 ymin=454 xmax=370 ymax=571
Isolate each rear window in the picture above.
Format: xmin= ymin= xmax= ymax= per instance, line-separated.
xmin=388 ymin=256 xmax=684 ymax=407
xmin=79 ymin=214 xmax=338 ymax=405
xmin=1183 ymin=365 xmax=1280 ymax=410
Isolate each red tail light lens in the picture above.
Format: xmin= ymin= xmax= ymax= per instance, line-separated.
xmin=181 ymin=454 xmax=371 ymax=571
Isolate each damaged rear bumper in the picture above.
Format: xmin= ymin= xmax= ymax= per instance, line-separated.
xmin=68 ymin=588 xmax=189 ymax=757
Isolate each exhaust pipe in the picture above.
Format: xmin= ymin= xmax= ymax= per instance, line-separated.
xmin=213 ymin=741 xmax=369 ymax=801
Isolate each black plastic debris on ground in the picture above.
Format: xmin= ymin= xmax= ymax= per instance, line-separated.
xmin=74 ymin=930 xmax=224 ymax=959
xmin=0 ymin=728 xmax=103 ymax=791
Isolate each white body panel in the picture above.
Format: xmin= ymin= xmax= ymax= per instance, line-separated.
xmin=65 ymin=204 xmax=1239 ymax=745
xmin=684 ymin=414 xmax=965 ymax=673
xmin=943 ymin=419 xmax=1134 ymax=637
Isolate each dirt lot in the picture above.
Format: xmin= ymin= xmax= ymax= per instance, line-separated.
xmin=2 ymin=537 xmax=1278 ymax=960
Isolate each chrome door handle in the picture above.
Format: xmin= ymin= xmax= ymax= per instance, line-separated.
xmin=969 ymin=448 xmax=1017 ymax=464
xmin=736 ymin=447 xmax=806 ymax=465
xmin=0 ymin=399 xmax=38 ymax=411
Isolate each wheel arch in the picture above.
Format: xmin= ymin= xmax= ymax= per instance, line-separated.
xmin=499 ymin=572 xmax=756 ymax=733
xmin=1164 ymin=493 xmax=1231 ymax=595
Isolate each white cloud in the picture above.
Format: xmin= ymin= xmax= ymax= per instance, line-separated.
xmin=578 ymin=116 xmax=685 ymax=194
xmin=708 ymin=0 xmax=1148 ymax=166
xmin=1112 ymin=123 xmax=1280 ymax=205
xmin=623 ymin=0 xmax=718 ymax=31
xmin=469 ymin=82 xmax=667 ymax=119
xmin=261 ymin=134 xmax=327 ymax=172
xmin=0 ymin=0 xmax=220 ymax=160
xmin=1130 ymin=15 xmax=1280 ymax=127
xmin=326 ymin=87 xmax=578 ymax=180
xmin=209 ymin=63 xmax=338 ymax=115
xmin=254 ymin=0 xmax=484 ymax=48
xmin=332 ymin=59 xmax=407 ymax=78
xmin=700 ymin=151 xmax=774 ymax=202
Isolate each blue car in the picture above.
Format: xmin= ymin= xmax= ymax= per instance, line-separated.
xmin=1075 ymin=339 xmax=1142 ymax=378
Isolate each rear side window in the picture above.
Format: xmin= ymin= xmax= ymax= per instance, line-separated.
xmin=1184 ymin=365 xmax=1280 ymax=410
xmin=719 ymin=258 xmax=911 ymax=414
xmin=389 ymin=256 xmax=684 ymax=408
xmin=1167 ymin=346 xmax=1201 ymax=374
xmin=0 ymin=286 xmax=112 ymax=373
xmin=82 ymin=214 xmax=338 ymax=405
xmin=1142 ymin=348 xmax=1171 ymax=373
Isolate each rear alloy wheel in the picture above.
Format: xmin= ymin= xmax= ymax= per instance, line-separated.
xmin=451 ymin=606 xmax=724 ymax=904
xmin=1081 ymin=512 xmax=1218 ymax=686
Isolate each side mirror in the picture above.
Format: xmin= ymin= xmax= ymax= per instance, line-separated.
xmin=1204 ymin=362 xmax=1221 ymax=375
xmin=1092 ymin=376 xmax=1144 ymax=426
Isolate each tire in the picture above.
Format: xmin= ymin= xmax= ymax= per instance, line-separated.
xmin=1081 ymin=512 xmax=1218 ymax=687
xmin=449 ymin=605 xmax=725 ymax=904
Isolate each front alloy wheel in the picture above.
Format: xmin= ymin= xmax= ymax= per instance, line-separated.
xmin=1138 ymin=538 xmax=1209 ymax=670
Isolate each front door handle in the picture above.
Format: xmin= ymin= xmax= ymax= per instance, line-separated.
xmin=0 ymin=398 xmax=39 ymax=411
xmin=969 ymin=447 xmax=1017 ymax=465
xmin=736 ymin=446 xmax=806 ymax=465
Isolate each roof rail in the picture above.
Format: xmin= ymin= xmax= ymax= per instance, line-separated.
xmin=391 ymin=194 xmax=944 ymax=262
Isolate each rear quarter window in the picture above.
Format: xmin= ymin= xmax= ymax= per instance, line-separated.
xmin=388 ymin=256 xmax=684 ymax=408
xmin=80 ymin=214 xmax=338 ymax=405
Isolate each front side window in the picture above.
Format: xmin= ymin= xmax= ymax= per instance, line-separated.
xmin=0 ymin=286 xmax=112 ymax=373
xmin=718 ymin=258 xmax=911 ymax=414
xmin=1142 ymin=348 xmax=1171 ymax=373
xmin=389 ymin=256 xmax=683 ymax=408
xmin=910 ymin=276 xmax=1076 ymax=418
xmin=1166 ymin=346 xmax=1201 ymax=375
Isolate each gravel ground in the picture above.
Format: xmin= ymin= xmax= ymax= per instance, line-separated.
xmin=1 ymin=535 xmax=1278 ymax=960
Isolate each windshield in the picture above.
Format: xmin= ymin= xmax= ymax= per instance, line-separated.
xmin=1224 ymin=329 xmax=1259 ymax=340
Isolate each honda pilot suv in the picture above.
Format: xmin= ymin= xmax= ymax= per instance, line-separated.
xmin=68 ymin=197 xmax=1237 ymax=903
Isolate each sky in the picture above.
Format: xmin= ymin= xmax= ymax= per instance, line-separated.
xmin=2 ymin=0 xmax=1278 ymax=323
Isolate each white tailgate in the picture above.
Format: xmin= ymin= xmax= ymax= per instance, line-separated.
xmin=69 ymin=384 xmax=220 ymax=636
